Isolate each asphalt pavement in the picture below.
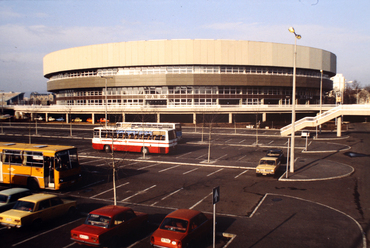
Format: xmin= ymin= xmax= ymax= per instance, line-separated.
xmin=0 ymin=123 xmax=367 ymax=248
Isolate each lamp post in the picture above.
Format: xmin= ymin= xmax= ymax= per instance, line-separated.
xmin=288 ymin=27 xmax=301 ymax=173
xmin=320 ymin=70 xmax=323 ymax=115
xmin=1 ymin=90 xmax=4 ymax=114
xmin=100 ymin=76 xmax=113 ymax=128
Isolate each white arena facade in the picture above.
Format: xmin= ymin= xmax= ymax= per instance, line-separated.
xmin=40 ymin=39 xmax=337 ymax=124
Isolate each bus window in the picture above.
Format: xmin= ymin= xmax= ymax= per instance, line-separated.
xmin=93 ymin=130 xmax=100 ymax=138
xmin=55 ymin=151 xmax=70 ymax=171
xmin=24 ymin=151 xmax=44 ymax=167
xmin=68 ymin=149 xmax=79 ymax=169
xmin=3 ymin=150 xmax=23 ymax=165
xmin=168 ymin=130 xmax=177 ymax=141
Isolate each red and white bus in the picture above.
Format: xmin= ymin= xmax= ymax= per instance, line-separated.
xmin=92 ymin=127 xmax=177 ymax=154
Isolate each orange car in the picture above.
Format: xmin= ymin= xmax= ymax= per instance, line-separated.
xmin=86 ymin=118 xmax=93 ymax=123
xmin=97 ymin=118 xmax=109 ymax=123
xmin=150 ymin=209 xmax=212 ymax=248
xmin=71 ymin=205 xmax=148 ymax=247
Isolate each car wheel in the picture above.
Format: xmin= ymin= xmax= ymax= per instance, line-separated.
xmin=68 ymin=206 xmax=77 ymax=217
xmin=104 ymin=145 xmax=111 ymax=153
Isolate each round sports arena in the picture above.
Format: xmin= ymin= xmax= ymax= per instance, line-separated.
xmin=43 ymin=39 xmax=336 ymax=124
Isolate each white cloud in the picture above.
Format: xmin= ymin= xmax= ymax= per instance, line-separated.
xmin=0 ymin=6 xmax=22 ymax=19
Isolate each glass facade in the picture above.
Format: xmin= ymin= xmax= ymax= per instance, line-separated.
xmin=52 ymin=65 xmax=323 ymax=106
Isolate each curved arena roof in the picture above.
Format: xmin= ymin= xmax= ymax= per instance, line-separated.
xmin=43 ymin=39 xmax=336 ymax=78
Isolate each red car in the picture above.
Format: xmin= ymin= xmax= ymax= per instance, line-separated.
xmin=97 ymin=118 xmax=109 ymax=123
xmin=71 ymin=205 xmax=148 ymax=247
xmin=150 ymin=209 xmax=212 ymax=248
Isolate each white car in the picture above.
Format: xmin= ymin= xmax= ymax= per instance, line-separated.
xmin=301 ymin=130 xmax=310 ymax=138
xmin=48 ymin=117 xmax=55 ymax=121
xmin=35 ymin=116 xmax=43 ymax=121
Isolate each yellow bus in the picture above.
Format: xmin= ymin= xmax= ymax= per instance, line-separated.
xmin=0 ymin=142 xmax=81 ymax=190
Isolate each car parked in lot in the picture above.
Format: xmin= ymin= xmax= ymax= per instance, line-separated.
xmin=72 ymin=117 xmax=82 ymax=122
xmin=301 ymin=130 xmax=310 ymax=138
xmin=150 ymin=209 xmax=212 ymax=248
xmin=0 ymin=193 xmax=76 ymax=228
xmin=56 ymin=117 xmax=65 ymax=122
xmin=97 ymin=118 xmax=109 ymax=123
xmin=256 ymin=157 xmax=281 ymax=176
xmin=71 ymin=205 xmax=148 ymax=247
xmin=35 ymin=116 xmax=43 ymax=121
xmin=265 ymin=149 xmax=284 ymax=163
xmin=0 ymin=188 xmax=32 ymax=213
xmin=86 ymin=118 xmax=93 ymax=123
xmin=48 ymin=116 xmax=55 ymax=121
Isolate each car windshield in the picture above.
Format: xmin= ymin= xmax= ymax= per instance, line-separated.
xmin=260 ymin=160 xmax=275 ymax=165
xmin=13 ymin=201 xmax=35 ymax=212
xmin=85 ymin=214 xmax=111 ymax=228
xmin=0 ymin=194 xmax=8 ymax=203
xmin=160 ymin=217 xmax=188 ymax=233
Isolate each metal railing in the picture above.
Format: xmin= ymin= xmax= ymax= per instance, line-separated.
xmin=280 ymin=105 xmax=370 ymax=136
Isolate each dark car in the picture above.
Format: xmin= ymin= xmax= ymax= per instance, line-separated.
xmin=71 ymin=205 xmax=148 ymax=247
xmin=150 ymin=209 xmax=212 ymax=248
xmin=266 ymin=149 xmax=284 ymax=162
xmin=0 ymin=188 xmax=32 ymax=213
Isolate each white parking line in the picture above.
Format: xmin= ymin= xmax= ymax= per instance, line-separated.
xmin=234 ymin=170 xmax=249 ymax=178
xmin=62 ymin=242 xmax=76 ymax=248
xmin=176 ymin=152 xmax=192 ymax=158
xmin=161 ymin=188 xmax=183 ymax=200
xmin=207 ymin=168 xmax=224 ymax=177
xmin=151 ymin=188 xmax=183 ymax=206
xmin=196 ymin=154 xmax=206 ymax=160
xmin=239 ymin=139 xmax=246 ymax=143
xmin=12 ymin=218 xmax=83 ymax=247
xmin=237 ymin=155 xmax=247 ymax=161
xmin=189 ymin=192 xmax=213 ymax=209
xmin=121 ymin=185 xmax=156 ymax=202
xmin=215 ymin=154 xmax=228 ymax=161
xmin=79 ymin=158 xmax=106 ymax=165
xmin=91 ymin=182 xmax=129 ymax=198
xmin=268 ymin=140 xmax=274 ymax=144
xmin=137 ymin=163 xmax=159 ymax=170
xmin=183 ymin=168 xmax=199 ymax=175
xmin=126 ymin=161 xmax=140 ymax=166
xmin=225 ymin=139 xmax=233 ymax=143
xmin=158 ymin=164 xmax=181 ymax=172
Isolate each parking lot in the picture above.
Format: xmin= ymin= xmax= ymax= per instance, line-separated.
xmin=0 ymin=122 xmax=368 ymax=247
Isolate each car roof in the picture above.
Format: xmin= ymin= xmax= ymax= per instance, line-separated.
xmin=166 ymin=209 xmax=201 ymax=220
xmin=267 ymin=149 xmax=282 ymax=153
xmin=0 ymin=188 xmax=30 ymax=196
xmin=18 ymin=193 xmax=57 ymax=203
xmin=260 ymin=156 xmax=278 ymax=161
xmin=90 ymin=205 xmax=132 ymax=217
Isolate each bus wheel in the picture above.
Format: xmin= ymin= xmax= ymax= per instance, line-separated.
xmin=104 ymin=145 xmax=111 ymax=153
xmin=142 ymin=147 xmax=149 ymax=155
xmin=27 ymin=178 xmax=39 ymax=190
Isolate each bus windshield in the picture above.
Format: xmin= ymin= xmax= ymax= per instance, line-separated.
xmin=55 ymin=148 xmax=79 ymax=171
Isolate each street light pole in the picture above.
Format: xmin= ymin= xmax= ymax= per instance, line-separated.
xmin=0 ymin=90 xmax=3 ymax=133
xmin=320 ymin=70 xmax=323 ymax=115
xmin=288 ymin=27 xmax=301 ymax=173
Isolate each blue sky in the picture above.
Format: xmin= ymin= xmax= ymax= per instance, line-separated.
xmin=1 ymin=0 xmax=369 ymax=94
